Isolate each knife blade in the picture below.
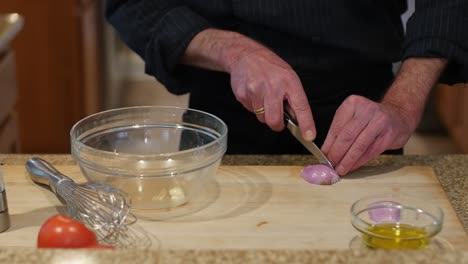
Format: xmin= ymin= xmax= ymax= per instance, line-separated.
xmin=284 ymin=108 xmax=334 ymax=169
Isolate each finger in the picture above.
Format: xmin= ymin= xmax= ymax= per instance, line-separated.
xmin=233 ymin=87 xmax=251 ymax=112
xmin=326 ymin=107 xmax=373 ymax=167
xmin=321 ymin=98 xmax=357 ymax=155
xmin=252 ymin=103 xmax=266 ymax=123
xmin=334 ymin=122 xmax=384 ymax=175
xmin=247 ymin=83 xmax=266 ymax=123
xmin=288 ymin=98 xmax=316 ymax=141
xmin=347 ymin=135 xmax=388 ymax=173
xmin=285 ymin=84 xmax=315 ymax=141
xmin=264 ymin=93 xmax=285 ymax=131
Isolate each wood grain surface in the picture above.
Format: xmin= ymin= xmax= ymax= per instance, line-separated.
xmin=0 ymin=165 xmax=466 ymax=250
xmin=0 ymin=0 xmax=104 ymax=153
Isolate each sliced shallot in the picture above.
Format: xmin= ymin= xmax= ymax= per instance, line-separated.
xmin=300 ymin=164 xmax=340 ymax=185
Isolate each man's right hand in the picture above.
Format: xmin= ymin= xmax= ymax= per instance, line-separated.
xmin=182 ymin=28 xmax=316 ymax=141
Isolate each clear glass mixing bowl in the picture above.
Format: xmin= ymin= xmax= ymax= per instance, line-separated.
xmin=70 ymin=106 xmax=228 ymax=210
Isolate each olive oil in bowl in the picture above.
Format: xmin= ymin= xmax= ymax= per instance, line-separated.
xmin=351 ymin=193 xmax=444 ymax=251
xmin=363 ymin=223 xmax=429 ymax=250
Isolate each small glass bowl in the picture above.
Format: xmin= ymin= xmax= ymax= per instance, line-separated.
xmin=350 ymin=193 xmax=444 ymax=250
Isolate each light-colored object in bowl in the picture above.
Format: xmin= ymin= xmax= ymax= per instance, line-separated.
xmin=351 ymin=193 xmax=444 ymax=250
xmin=70 ymin=106 xmax=228 ymax=210
xmin=367 ymin=201 xmax=401 ymax=223
xmin=25 ymin=158 xmax=133 ymax=240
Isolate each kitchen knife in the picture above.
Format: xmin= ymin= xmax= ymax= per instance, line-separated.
xmin=284 ymin=108 xmax=334 ymax=169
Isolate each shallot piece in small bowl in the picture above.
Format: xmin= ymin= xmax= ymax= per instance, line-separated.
xmin=368 ymin=201 xmax=401 ymax=223
xmin=300 ymin=164 xmax=340 ymax=185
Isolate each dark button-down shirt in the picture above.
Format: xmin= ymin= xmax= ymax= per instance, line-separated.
xmin=106 ymin=0 xmax=468 ymax=154
xmin=106 ymin=0 xmax=468 ymax=94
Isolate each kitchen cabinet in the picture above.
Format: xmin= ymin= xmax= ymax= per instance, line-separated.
xmin=0 ymin=0 xmax=104 ymax=153
xmin=0 ymin=51 xmax=19 ymax=153
xmin=435 ymin=83 xmax=468 ymax=153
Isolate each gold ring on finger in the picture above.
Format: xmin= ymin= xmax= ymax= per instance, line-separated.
xmin=254 ymin=107 xmax=265 ymax=115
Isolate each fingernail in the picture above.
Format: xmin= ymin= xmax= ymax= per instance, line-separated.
xmin=305 ymin=130 xmax=315 ymax=141
xmin=336 ymin=165 xmax=346 ymax=175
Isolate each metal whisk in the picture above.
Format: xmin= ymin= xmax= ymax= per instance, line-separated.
xmin=26 ymin=158 xmax=135 ymax=240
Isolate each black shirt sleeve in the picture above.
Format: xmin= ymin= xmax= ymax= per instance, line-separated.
xmin=403 ymin=0 xmax=468 ymax=83
xmin=106 ymin=0 xmax=211 ymax=93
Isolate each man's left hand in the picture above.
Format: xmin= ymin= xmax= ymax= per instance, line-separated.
xmin=321 ymin=95 xmax=414 ymax=175
xmin=321 ymin=58 xmax=447 ymax=176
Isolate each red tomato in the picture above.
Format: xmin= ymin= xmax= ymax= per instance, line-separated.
xmin=37 ymin=214 xmax=98 ymax=248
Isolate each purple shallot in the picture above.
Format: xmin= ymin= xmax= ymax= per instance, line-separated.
xmin=300 ymin=164 xmax=340 ymax=185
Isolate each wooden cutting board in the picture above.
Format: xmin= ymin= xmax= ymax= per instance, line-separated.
xmin=0 ymin=164 xmax=466 ymax=250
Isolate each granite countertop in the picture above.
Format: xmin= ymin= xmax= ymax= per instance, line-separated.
xmin=0 ymin=154 xmax=467 ymax=263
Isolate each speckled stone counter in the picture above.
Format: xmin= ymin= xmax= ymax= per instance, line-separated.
xmin=0 ymin=154 xmax=467 ymax=263
xmin=0 ymin=248 xmax=467 ymax=264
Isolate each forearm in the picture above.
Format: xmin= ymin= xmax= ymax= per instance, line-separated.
xmin=181 ymin=28 xmax=268 ymax=73
xmin=382 ymin=58 xmax=448 ymax=131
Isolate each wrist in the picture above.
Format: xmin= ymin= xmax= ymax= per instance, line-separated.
xmin=382 ymin=58 xmax=448 ymax=131
xmin=183 ymin=28 xmax=266 ymax=73
xmin=217 ymin=32 xmax=267 ymax=72
xmin=381 ymin=98 xmax=421 ymax=131
xmin=190 ymin=29 xmax=243 ymax=72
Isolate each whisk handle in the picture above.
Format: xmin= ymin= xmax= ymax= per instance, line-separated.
xmin=25 ymin=158 xmax=72 ymax=194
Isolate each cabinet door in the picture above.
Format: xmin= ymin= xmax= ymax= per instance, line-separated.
xmin=0 ymin=51 xmax=16 ymax=124
xmin=435 ymin=84 xmax=461 ymax=129
xmin=435 ymin=83 xmax=467 ymax=153
xmin=0 ymin=51 xmax=19 ymax=152
xmin=78 ymin=0 xmax=104 ymax=115
xmin=0 ymin=0 xmax=104 ymax=153
xmin=455 ymin=85 xmax=468 ymax=152
xmin=0 ymin=112 xmax=19 ymax=153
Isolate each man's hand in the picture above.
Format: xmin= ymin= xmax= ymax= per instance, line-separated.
xmin=322 ymin=58 xmax=448 ymax=175
xmin=227 ymin=46 xmax=314 ymax=136
xmin=321 ymin=95 xmax=413 ymax=175
xmin=182 ymin=28 xmax=316 ymax=140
